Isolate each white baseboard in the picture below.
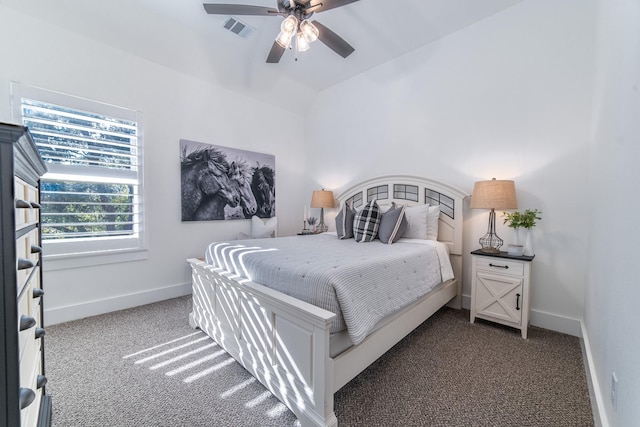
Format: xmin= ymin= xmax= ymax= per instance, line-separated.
xmin=44 ymin=282 xmax=192 ymax=326
xmin=581 ymin=321 xmax=608 ymax=427
xmin=461 ymin=294 xmax=581 ymax=337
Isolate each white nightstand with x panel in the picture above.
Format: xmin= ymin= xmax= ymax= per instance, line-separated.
xmin=470 ymin=250 xmax=534 ymax=339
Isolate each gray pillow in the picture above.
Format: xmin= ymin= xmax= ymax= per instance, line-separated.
xmin=378 ymin=205 xmax=407 ymax=244
xmin=353 ymin=200 xmax=381 ymax=243
xmin=335 ymin=202 xmax=356 ymax=239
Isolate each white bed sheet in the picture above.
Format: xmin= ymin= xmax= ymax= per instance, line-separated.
xmin=205 ymin=234 xmax=453 ymax=345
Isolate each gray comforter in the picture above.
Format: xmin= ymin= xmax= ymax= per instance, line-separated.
xmin=205 ymin=234 xmax=451 ymax=345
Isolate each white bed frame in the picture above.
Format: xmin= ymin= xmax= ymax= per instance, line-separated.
xmin=188 ymin=175 xmax=466 ymax=426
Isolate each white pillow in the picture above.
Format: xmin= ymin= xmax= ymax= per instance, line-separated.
xmin=403 ymin=204 xmax=429 ymax=239
xmin=403 ymin=204 xmax=440 ymax=240
xmin=251 ymin=215 xmax=277 ymax=238
xmin=426 ymin=205 xmax=440 ymax=241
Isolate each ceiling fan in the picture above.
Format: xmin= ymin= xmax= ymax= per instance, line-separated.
xmin=203 ymin=0 xmax=359 ymax=63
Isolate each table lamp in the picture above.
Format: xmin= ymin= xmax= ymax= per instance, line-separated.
xmin=310 ymin=189 xmax=334 ymax=233
xmin=470 ymin=178 xmax=517 ymax=253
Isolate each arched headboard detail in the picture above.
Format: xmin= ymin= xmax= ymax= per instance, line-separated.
xmin=336 ymin=175 xmax=466 ymax=307
xmin=336 ymin=175 xmax=465 ymax=254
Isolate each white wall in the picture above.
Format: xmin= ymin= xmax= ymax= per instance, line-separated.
xmin=305 ymin=0 xmax=596 ymax=335
xmin=0 ymin=6 xmax=307 ymax=324
xmin=585 ymin=0 xmax=640 ymax=425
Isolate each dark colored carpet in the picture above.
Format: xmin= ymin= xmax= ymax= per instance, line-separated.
xmin=45 ymin=296 xmax=593 ymax=426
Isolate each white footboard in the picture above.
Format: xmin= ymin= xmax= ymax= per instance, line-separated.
xmin=188 ymin=258 xmax=338 ymax=427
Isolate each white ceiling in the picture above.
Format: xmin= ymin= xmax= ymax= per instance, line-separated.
xmin=4 ymin=0 xmax=525 ymax=113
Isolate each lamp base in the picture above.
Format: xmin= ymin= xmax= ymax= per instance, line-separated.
xmin=478 ymin=209 xmax=504 ymax=253
xmin=317 ymin=207 xmax=328 ymax=233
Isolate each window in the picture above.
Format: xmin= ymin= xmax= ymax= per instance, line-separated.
xmin=11 ymin=83 xmax=146 ymax=267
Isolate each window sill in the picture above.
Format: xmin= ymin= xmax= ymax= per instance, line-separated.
xmin=43 ymin=248 xmax=149 ymax=271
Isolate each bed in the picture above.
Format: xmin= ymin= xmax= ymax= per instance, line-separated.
xmin=187 ymin=175 xmax=466 ymax=426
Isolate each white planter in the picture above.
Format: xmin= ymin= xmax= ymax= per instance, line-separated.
xmin=523 ymin=229 xmax=534 ymax=256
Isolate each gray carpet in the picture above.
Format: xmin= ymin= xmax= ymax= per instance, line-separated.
xmin=45 ymin=296 xmax=593 ymax=426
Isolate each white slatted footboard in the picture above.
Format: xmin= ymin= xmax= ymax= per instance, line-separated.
xmin=188 ymin=258 xmax=338 ymax=427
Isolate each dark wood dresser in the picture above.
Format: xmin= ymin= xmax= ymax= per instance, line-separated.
xmin=1 ymin=122 xmax=51 ymax=427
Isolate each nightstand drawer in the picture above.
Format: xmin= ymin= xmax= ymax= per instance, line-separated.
xmin=475 ymin=257 xmax=524 ymax=276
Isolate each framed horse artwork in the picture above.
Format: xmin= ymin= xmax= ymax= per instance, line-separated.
xmin=180 ymin=139 xmax=275 ymax=221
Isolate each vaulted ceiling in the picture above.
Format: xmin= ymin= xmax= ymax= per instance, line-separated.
xmin=4 ymin=0 xmax=525 ymax=113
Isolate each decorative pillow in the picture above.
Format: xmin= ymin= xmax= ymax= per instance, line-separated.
xmin=335 ymin=202 xmax=356 ymax=239
xmin=251 ymin=215 xmax=277 ymax=238
xmin=426 ymin=205 xmax=440 ymax=241
xmin=403 ymin=204 xmax=429 ymax=239
xmin=378 ymin=205 xmax=407 ymax=244
xmin=353 ymin=200 xmax=381 ymax=243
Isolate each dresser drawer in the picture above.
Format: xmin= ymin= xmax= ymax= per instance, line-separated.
xmin=15 ymin=177 xmax=29 ymax=230
xmin=15 ymin=177 xmax=40 ymax=230
xmin=20 ymin=355 xmax=43 ymax=427
xmin=475 ymin=257 xmax=524 ymax=277
xmin=21 ymin=387 xmax=42 ymax=427
xmin=19 ymin=323 xmax=40 ymax=382
xmin=18 ymin=293 xmax=42 ymax=361
xmin=16 ymin=229 xmax=40 ymax=294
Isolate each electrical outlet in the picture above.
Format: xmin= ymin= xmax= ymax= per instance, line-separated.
xmin=611 ymin=372 xmax=618 ymax=409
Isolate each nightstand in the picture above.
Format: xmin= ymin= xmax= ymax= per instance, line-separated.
xmin=470 ymin=249 xmax=534 ymax=338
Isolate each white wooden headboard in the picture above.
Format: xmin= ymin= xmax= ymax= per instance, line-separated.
xmin=336 ymin=175 xmax=466 ymax=307
xmin=336 ymin=175 xmax=465 ymax=253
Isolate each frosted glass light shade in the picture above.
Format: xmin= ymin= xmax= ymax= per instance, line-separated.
xmin=281 ymin=15 xmax=298 ymax=33
xmin=296 ymin=33 xmax=310 ymax=52
xmin=300 ymin=20 xmax=319 ymax=43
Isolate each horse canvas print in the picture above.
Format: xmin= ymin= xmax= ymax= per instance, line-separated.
xmin=180 ymin=139 xmax=275 ymax=221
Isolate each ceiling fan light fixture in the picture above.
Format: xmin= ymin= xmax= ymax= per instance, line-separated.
xmin=280 ymin=15 xmax=298 ymax=34
xmin=275 ymin=14 xmax=298 ymax=48
xmin=296 ymin=32 xmax=310 ymax=52
xmin=276 ymin=30 xmax=294 ymax=48
xmin=300 ymin=19 xmax=319 ymax=43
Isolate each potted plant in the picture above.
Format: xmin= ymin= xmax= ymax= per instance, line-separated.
xmin=502 ymin=209 xmax=542 ymax=255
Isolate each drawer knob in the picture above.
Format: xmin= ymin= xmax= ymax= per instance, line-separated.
xmin=15 ymin=199 xmax=31 ymax=209
xmin=19 ymin=388 xmax=36 ymax=409
xmin=35 ymin=327 xmax=46 ymax=339
xmin=19 ymin=315 xmax=36 ymax=331
xmin=18 ymin=258 xmax=34 ymax=270
xmin=30 ymin=201 xmax=41 ymax=209
xmin=33 ymin=288 xmax=45 ymax=298
xmin=489 ymin=263 xmax=509 ymax=269
xmin=37 ymin=375 xmax=48 ymax=389
xmin=31 ymin=245 xmax=42 ymax=254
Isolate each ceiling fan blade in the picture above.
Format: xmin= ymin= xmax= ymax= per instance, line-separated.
xmin=312 ymin=20 xmax=355 ymax=58
xmin=266 ymin=41 xmax=286 ymax=63
xmin=203 ymin=4 xmax=282 ymax=16
xmin=305 ymin=0 xmax=359 ymax=13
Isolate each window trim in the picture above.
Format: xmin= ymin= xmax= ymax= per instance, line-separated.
xmin=11 ymin=82 xmax=148 ymax=269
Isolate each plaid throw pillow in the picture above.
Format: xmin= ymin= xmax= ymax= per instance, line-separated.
xmin=353 ymin=200 xmax=381 ymax=243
